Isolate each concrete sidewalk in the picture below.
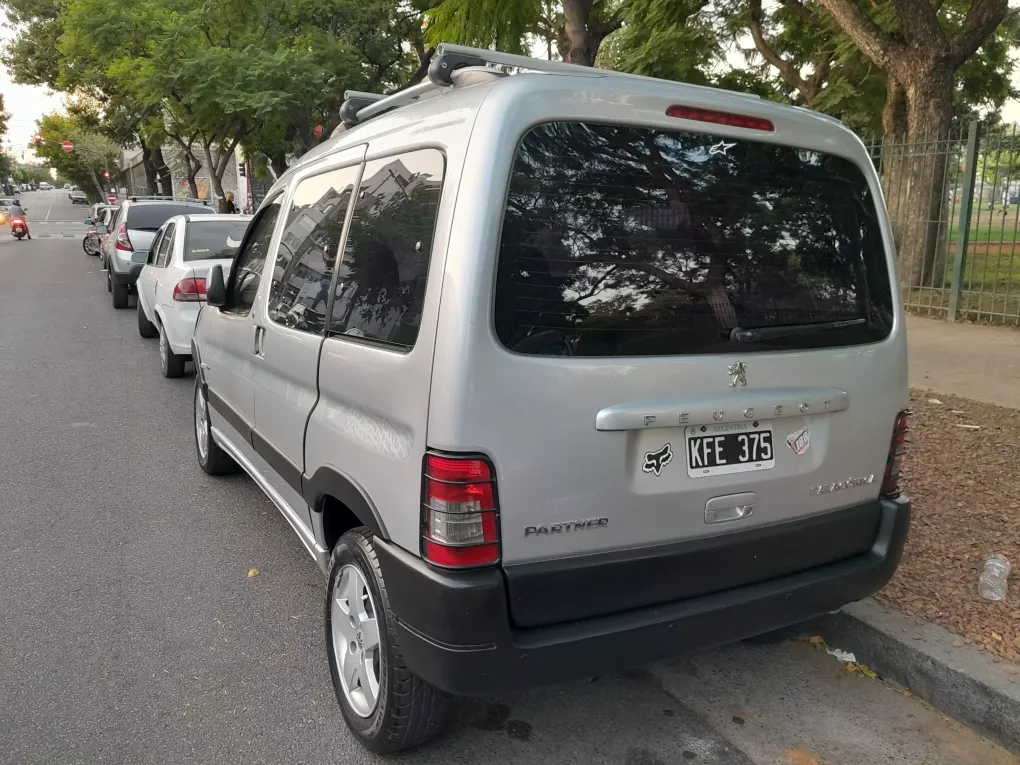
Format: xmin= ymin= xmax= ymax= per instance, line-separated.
xmin=908 ymin=315 xmax=1020 ymax=409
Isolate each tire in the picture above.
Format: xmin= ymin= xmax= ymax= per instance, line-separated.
xmin=83 ymin=236 xmax=98 ymax=256
xmin=106 ymin=267 xmax=112 ymax=293
xmin=193 ymin=378 xmax=237 ymax=475
xmin=111 ymin=279 xmax=129 ymax=308
xmin=325 ymin=529 xmax=451 ymax=754
xmin=137 ymin=300 xmax=158 ymax=339
xmin=159 ymin=326 xmax=186 ymax=378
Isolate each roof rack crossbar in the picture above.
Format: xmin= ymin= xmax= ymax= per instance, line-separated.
xmin=355 ymin=80 xmax=444 ymax=123
xmin=129 ymin=195 xmax=208 ymax=204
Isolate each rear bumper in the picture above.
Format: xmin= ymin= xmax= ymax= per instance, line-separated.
xmin=376 ymin=496 xmax=910 ymax=695
xmin=110 ymin=263 xmax=142 ymax=285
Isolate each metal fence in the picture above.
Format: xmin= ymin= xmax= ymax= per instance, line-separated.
xmin=866 ymin=120 xmax=1020 ymax=326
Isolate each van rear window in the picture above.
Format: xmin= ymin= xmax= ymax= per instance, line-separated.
xmin=494 ymin=121 xmax=894 ymax=357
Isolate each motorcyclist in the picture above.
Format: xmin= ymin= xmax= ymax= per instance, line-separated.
xmin=9 ymin=200 xmax=30 ymax=239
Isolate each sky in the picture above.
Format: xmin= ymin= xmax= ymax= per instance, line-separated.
xmin=0 ymin=24 xmax=63 ymax=163
xmin=2 ymin=23 xmax=1020 ymax=160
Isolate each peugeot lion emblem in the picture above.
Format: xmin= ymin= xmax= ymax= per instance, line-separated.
xmin=728 ymin=361 xmax=748 ymax=388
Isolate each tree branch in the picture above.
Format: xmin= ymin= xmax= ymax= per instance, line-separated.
xmin=947 ymin=0 xmax=1009 ymax=68
xmin=814 ymin=0 xmax=907 ymax=73
xmin=748 ymin=0 xmax=816 ymax=104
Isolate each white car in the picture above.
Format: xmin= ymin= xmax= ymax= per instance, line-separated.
xmin=136 ymin=214 xmax=252 ymax=377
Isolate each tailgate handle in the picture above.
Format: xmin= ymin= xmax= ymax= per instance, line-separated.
xmin=595 ymin=387 xmax=849 ymax=431
xmin=705 ymin=493 xmax=757 ymax=524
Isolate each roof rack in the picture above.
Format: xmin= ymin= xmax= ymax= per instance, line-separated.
xmin=338 ymin=42 xmax=761 ymax=128
xmin=129 ymin=195 xmax=209 ymax=205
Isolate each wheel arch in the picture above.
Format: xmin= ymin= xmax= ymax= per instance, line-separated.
xmin=304 ymin=466 xmax=389 ymax=549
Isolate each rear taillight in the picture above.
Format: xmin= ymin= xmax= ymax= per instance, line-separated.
xmin=115 ymin=223 xmax=132 ymax=252
xmin=173 ymin=277 xmax=207 ymax=302
xmin=666 ymin=105 xmax=775 ymax=132
xmin=881 ymin=410 xmax=911 ymax=498
xmin=421 ymin=453 xmax=500 ymax=568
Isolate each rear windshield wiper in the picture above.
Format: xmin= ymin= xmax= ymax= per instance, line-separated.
xmin=730 ymin=318 xmax=867 ymax=343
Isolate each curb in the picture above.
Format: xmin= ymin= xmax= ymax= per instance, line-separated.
xmin=819 ymin=598 xmax=1020 ymax=755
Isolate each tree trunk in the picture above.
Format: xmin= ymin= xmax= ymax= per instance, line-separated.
xmin=559 ymin=0 xmax=597 ymax=65
xmin=879 ymin=78 xmax=909 ymax=244
xmin=270 ymin=153 xmax=289 ymax=179
xmin=151 ymin=146 xmax=172 ymax=195
xmin=141 ymin=146 xmax=159 ymax=195
xmin=897 ymin=65 xmax=954 ymax=289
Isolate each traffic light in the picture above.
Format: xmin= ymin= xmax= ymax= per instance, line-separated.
xmin=103 ymin=171 xmax=110 ymax=179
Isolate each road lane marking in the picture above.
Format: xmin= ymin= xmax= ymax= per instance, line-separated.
xmin=46 ymin=191 xmax=56 ymax=221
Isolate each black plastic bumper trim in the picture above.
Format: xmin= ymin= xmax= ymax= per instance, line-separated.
xmin=375 ymin=496 xmax=910 ymax=696
xmin=505 ymin=501 xmax=883 ymax=627
xmin=303 ymin=465 xmax=388 ymax=539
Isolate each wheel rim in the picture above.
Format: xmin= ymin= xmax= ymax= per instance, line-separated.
xmin=195 ymin=385 xmax=209 ymax=461
xmin=331 ymin=564 xmax=382 ymax=718
xmin=159 ymin=329 xmax=168 ymax=370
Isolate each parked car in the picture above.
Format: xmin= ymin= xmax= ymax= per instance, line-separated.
xmin=64 ymin=183 xmax=71 ymax=191
xmin=98 ymin=197 xmax=215 ymax=308
xmin=0 ymin=198 xmax=14 ymax=226
xmin=191 ymin=45 xmax=910 ymax=753
xmin=70 ymin=189 xmax=88 ymax=204
xmin=38 ymin=182 xmax=53 ymax=191
xmin=136 ymin=214 xmax=252 ymax=377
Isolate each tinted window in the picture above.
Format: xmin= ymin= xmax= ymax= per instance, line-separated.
xmin=268 ymin=165 xmax=359 ymax=334
xmin=127 ymin=204 xmax=214 ymax=231
xmin=494 ymin=122 xmax=894 ymax=357
xmin=227 ymin=198 xmax=282 ymax=314
xmin=328 ymin=150 xmax=444 ymax=349
xmin=185 ymin=220 xmax=249 ymax=262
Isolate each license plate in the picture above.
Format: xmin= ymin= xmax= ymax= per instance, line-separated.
xmin=685 ymin=422 xmax=775 ymax=477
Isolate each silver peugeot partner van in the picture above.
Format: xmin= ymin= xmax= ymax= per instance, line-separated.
xmin=191 ymin=44 xmax=910 ymax=753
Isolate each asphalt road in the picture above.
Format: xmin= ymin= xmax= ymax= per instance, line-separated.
xmin=1 ymin=189 xmax=1016 ymax=765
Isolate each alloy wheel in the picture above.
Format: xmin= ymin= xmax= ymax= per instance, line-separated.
xmin=194 ymin=385 xmax=209 ymax=461
xmin=331 ymin=564 xmax=382 ymax=718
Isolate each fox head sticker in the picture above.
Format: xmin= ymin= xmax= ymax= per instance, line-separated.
xmin=642 ymin=443 xmax=674 ymax=477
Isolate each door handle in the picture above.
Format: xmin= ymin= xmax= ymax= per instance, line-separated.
xmin=253 ymin=326 xmax=265 ymax=357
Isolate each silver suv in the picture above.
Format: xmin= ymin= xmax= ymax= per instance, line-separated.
xmin=192 ymin=44 xmax=911 ymax=753
xmin=100 ymin=197 xmax=215 ymax=308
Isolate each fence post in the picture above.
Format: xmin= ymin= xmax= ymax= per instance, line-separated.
xmin=948 ymin=120 xmax=979 ymax=322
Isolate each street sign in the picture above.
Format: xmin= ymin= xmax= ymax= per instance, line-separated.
xmin=61 ymin=141 xmax=74 ymax=153
xmin=107 ymin=193 xmax=117 ymax=203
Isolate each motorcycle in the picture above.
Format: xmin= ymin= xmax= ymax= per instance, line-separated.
xmin=12 ymin=217 xmax=28 ymax=240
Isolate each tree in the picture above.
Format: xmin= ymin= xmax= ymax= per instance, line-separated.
xmin=33 ymin=112 xmax=120 ymax=200
xmin=425 ymin=0 xmax=625 ymax=65
xmin=727 ymin=0 xmax=1015 ymax=286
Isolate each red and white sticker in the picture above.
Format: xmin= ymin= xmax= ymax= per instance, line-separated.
xmin=786 ymin=427 xmax=810 ymax=455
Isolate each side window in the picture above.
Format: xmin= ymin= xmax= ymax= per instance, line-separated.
xmin=147 ymin=228 xmax=164 ymax=264
xmin=226 ymin=197 xmax=283 ymax=315
xmin=155 ymin=223 xmax=176 ymax=267
xmin=328 ymin=149 xmax=445 ymax=349
xmin=267 ymin=165 xmax=359 ymax=334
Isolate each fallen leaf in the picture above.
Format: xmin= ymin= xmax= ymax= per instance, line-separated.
xmin=785 ymin=749 xmax=822 ymax=765
xmin=858 ymin=664 xmax=878 ymax=679
xmin=903 ymin=690 xmax=913 ymax=697
xmin=992 ymin=632 xmax=1003 ymax=641
xmin=953 ymin=640 xmax=964 ymax=648
xmin=808 ymin=635 xmax=824 ymax=645
xmin=248 ymin=568 xmax=260 ymax=578
xmin=927 ymin=398 xmax=943 ymax=405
